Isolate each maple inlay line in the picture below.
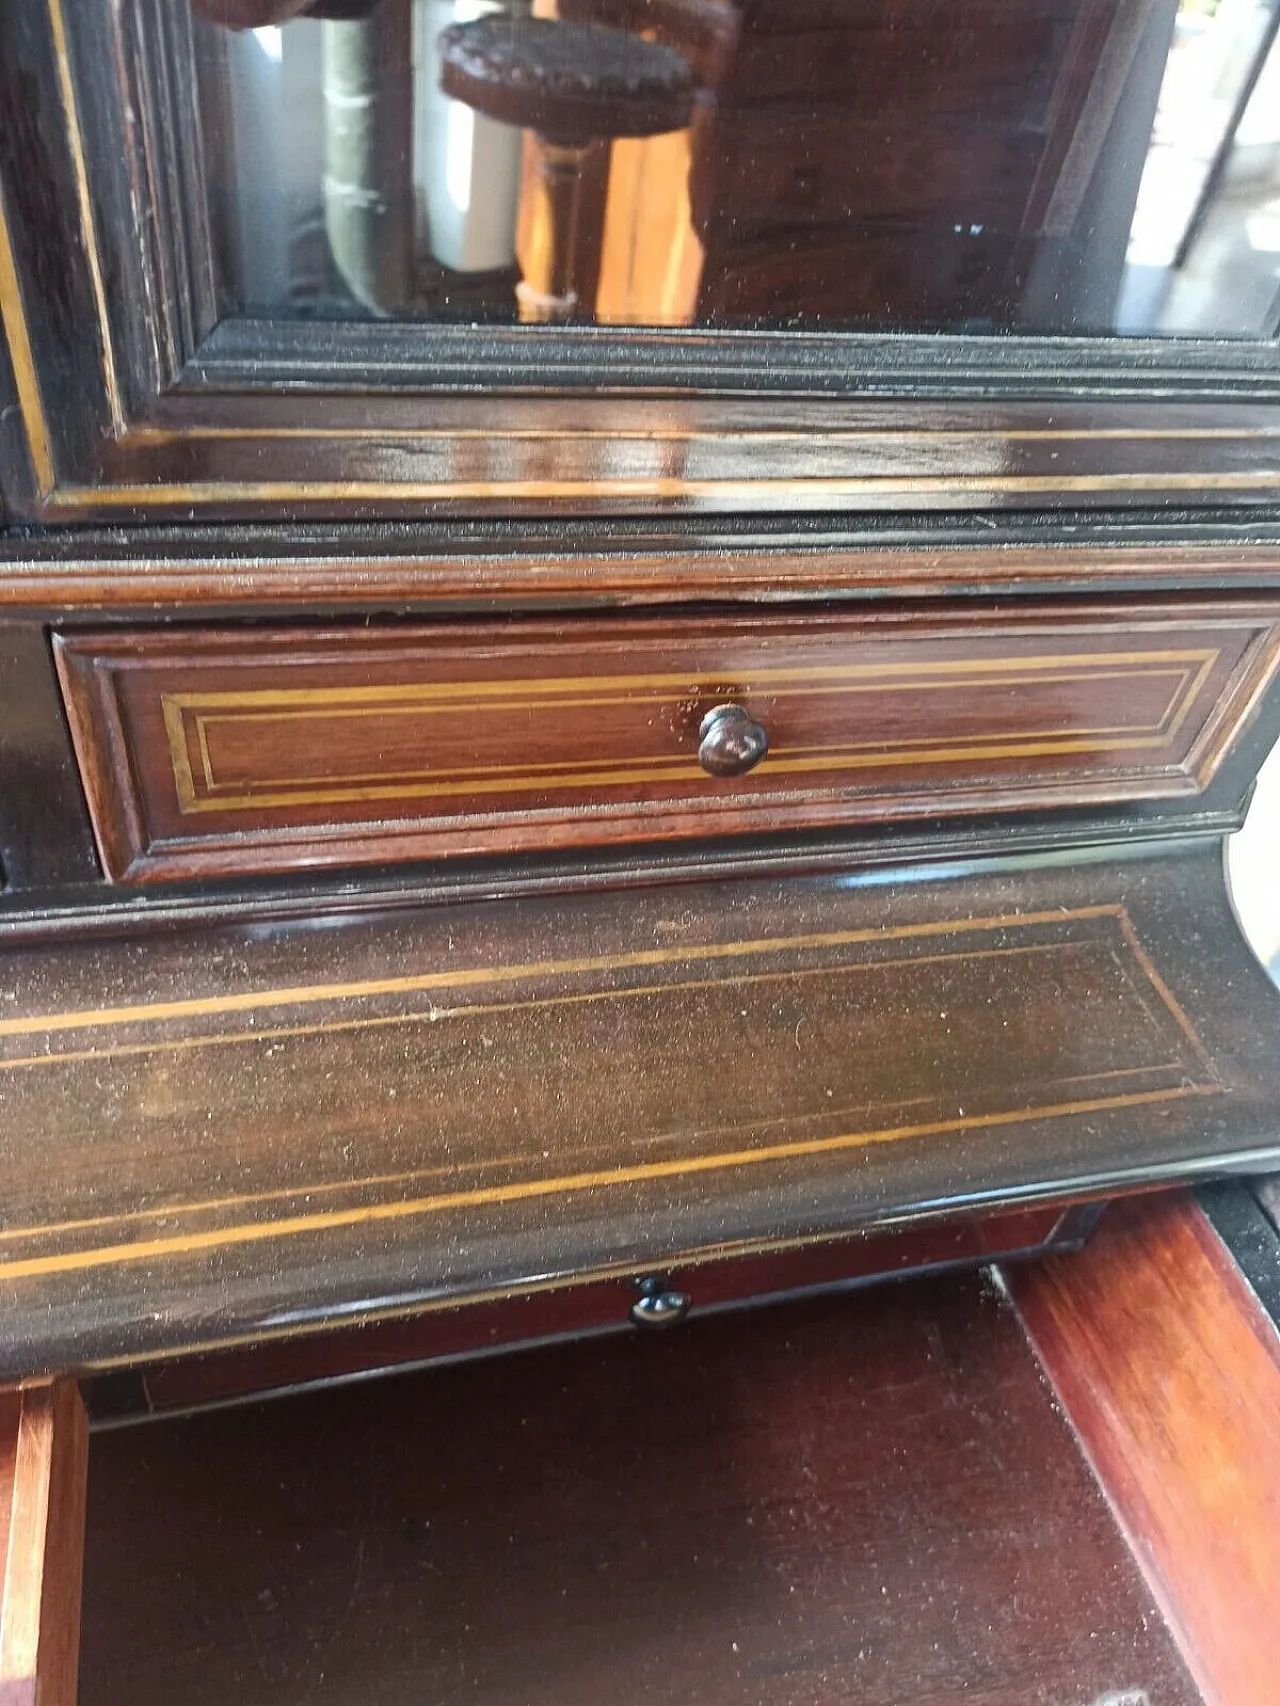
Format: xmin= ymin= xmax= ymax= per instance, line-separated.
xmin=40 ymin=472 xmax=1280 ymax=507
xmin=0 ymin=184 xmax=54 ymax=496
xmin=0 ymin=1087 xmax=1221 ymax=1285
xmin=155 ymin=650 xmax=1220 ymax=815
xmin=171 ymin=658 xmax=1205 ymax=802
xmin=0 ymin=938 xmax=1104 ymax=1072
xmin=0 ymin=1063 xmax=1178 ymax=1252
xmin=159 ymin=650 xmax=1215 ymax=708
xmin=0 ymin=905 xmax=1127 ymax=1041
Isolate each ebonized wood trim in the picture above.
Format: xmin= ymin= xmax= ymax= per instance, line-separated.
xmin=4 ymin=0 xmax=1280 ymax=521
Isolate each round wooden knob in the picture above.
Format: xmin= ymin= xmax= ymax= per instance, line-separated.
xmin=698 ymin=704 xmax=769 ymax=777
xmin=438 ymin=18 xmax=695 ymax=147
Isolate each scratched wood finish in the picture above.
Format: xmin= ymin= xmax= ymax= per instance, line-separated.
xmin=76 ymin=1275 xmax=1203 ymax=1706
xmin=0 ymin=843 xmax=1277 ymax=1375
xmin=0 ymin=1382 xmax=89 ymax=1706
xmin=1007 ymin=1192 xmax=1280 ymax=1706
xmin=54 ymin=603 xmax=1280 ymax=882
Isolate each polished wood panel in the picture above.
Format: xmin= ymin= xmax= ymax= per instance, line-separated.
xmin=0 ymin=1382 xmax=88 ymax=1706
xmin=55 ymin=603 xmax=1280 ymax=882
xmin=87 ymin=1202 xmax=1081 ymax=1419
xmin=719 ymin=13 xmax=1064 ymax=122
xmin=0 ymin=845 xmax=1277 ymax=1375
xmin=76 ymin=1275 xmax=1202 ymax=1706
xmin=1007 ymin=1192 xmax=1280 ymax=1706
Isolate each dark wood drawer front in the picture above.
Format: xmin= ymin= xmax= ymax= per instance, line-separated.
xmin=91 ymin=1203 xmax=1079 ymax=1420
xmin=56 ymin=606 xmax=1280 ymax=882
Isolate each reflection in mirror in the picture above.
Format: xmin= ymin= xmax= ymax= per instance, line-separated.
xmin=189 ymin=0 xmax=1280 ymax=334
xmin=1228 ymin=732 xmax=1280 ymax=990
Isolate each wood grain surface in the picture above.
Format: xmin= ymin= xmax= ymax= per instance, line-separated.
xmin=76 ymin=1273 xmax=1203 ymax=1706
xmin=0 ymin=843 xmax=1277 ymax=1376
xmin=1008 ymin=1192 xmax=1280 ymax=1706
xmin=54 ymin=603 xmax=1280 ymax=882
xmin=0 ymin=1382 xmax=88 ymax=1706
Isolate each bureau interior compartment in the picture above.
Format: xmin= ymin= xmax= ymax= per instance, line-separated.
xmin=6 ymin=1192 xmax=1275 ymax=1706
xmin=53 ymin=599 xmax=1280 ymax=883
xmin=76 ymin=1269 xmax=1199 ymax=1706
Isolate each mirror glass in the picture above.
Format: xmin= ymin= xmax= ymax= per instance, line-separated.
xmin=191 ymin=0 xmax=1280 ymax=335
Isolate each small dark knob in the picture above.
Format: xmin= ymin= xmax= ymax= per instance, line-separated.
xmin=697 ymin=704 xmax=769 ymax=778
xmin=629 ymin=1276 xmax=691 ymax=1329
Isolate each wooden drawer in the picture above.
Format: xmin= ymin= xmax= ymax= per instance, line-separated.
xmin=85 ymin=1202 xmax=1086 ymax=1421
xmin=1 ymin=1201 xmax=1274 ymax=1706
xmin=55 ymin=604 xmax=1280 ymax=884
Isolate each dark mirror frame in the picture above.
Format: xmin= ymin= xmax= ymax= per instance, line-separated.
xmin=3 ymin=0 xmax=1280 ymax=525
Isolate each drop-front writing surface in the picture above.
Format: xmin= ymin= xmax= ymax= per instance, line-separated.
xmin=194 ymin=0 xmax=1280 ymax=336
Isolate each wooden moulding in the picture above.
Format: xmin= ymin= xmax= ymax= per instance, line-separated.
xmin=5 ymin=533 xmax=1280 ymax=615
xmin=0 ymin=1381 xmax=89 ymax=1706
xmin=1007 ymin=1191 xmax=1280 ymax=1706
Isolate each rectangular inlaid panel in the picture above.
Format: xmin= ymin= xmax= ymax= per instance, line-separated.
xmin=1 ymin=848 xmax=1277 ymax=1374
xmin=54 ymin=604 xmax=1280 ymax=882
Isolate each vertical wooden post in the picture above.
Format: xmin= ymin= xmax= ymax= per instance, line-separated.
xmin=1006 ymin=1192 xmax=1280 ymax=1706
xmin=0 ymin=1382 xmax=89 ymax=1706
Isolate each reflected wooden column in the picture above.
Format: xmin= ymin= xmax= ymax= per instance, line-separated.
xmin=438 ymin=18 xmax=694 ymax=322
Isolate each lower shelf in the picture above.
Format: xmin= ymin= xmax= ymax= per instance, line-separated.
xmin=79 ymin=1263 xmax=1200 ymax=1706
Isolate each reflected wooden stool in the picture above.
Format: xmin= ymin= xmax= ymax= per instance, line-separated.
xmin=438 ymin=17 xmax=694 ymax=322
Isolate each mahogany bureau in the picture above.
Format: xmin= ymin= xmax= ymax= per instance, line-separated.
xmin=2 ymin=0 xmax=1280 ymax=1696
